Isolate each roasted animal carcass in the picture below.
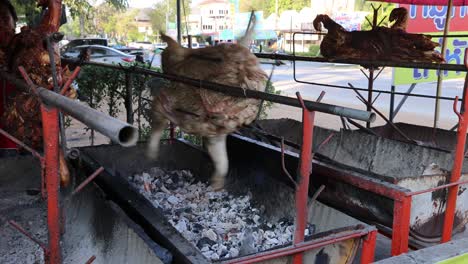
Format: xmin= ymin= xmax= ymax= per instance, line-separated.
xmin=1 ymin=0 xmax=74 ymax=186
xmin=389 ymin=7 xmax=409 ymax=31
xmin=147 ymin=23 xmax=268 ymax=190
xmin=313 ymin=7 xmax=444 ymax=64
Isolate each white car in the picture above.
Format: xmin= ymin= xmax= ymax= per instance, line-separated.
xmin=62 ymin=45 xmax=136 ymax=64
xmin=128 ymin=41 xmax=154 ymax=50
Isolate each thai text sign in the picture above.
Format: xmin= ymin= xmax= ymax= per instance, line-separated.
xmin=333 ymin=11 xmax=369 ymax=31
xmin=393 ymin=4 xmax=468 ymax=86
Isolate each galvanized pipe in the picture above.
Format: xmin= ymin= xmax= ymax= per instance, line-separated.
xmin=0 ymin=71 xmax=138 ymax=147
xmin=36 ymin=86 xmax=138 ymax=147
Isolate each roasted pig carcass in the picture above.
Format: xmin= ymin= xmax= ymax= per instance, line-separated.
xmin=147 ymin=18 xmax=268 ymax=190
xmin=313 ymin=7 xmax=444 ymax=64
xmin=389 ymin=7 xmax=409 ymax=31
xmin=1 ymin=0 xmax=74 ymax=186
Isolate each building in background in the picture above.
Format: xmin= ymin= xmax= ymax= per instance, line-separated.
xmin=134 ymin=8 xmax=153 ymax=41
xmin=197 ymin=0 xmax=233 ymax=40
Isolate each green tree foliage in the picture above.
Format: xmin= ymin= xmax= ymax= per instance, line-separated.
xmin=355 ymin=0 xmax=396 ymax=30
xmin=76 ymin=63 xmax=160 ymax=140
xmin=240 ymin=0 xmax=309 ymax=17
xmin=150 ymin=0 xmax=175 ymax=33
xmin=10 ymin=0 xmax=128 ymax=37
xmin=149 ymin=0 xmax=191 ymax=34
xmin=61 ymin=6 xmax=144 ymax=42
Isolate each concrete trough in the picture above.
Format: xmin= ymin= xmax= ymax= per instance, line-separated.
xmin=239 ymin=118 xmax=468 ymax=246
xmin=77 ymin=139 xmax=374 ymax=264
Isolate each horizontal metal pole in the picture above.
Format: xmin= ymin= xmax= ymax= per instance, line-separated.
xmin=406 ymin=178 xmax=468 ymax=197
xmin=227 ymin=227 xmax=374 ymax=264
xmin=293 ymin=77 xmax=459 ymax=102
xmin=255 ymin=53 xmax=468 ymax=72
xmin=63 ymin=60 xmax=376 ymax=123
xmin=294 ymin=31 xmax=468 ymax=39
xmin=64 ymin=60 xmax=461 ymax=102
xmin=0 ymin=71 xmax=138 ymax=147
xmin=37 ymin=87 xmax=138 ymax=147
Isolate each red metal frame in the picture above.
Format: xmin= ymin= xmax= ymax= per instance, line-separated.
xmin=0 ymin=65 xmax=100 ymax=264
xmin=226 ymin=92 xmax=377 ymax=264
xmin=41 ymin=105 xmax=62 ymax=263
xmin=361 ymin=230 xmax=378 ymax=264
xmin=441 ymin=50 xmax=468 ymax=243
xmin=391 ymin=196 xmax=411 ymax=255
xmin=71 ymin=167 xmax=104 ymax=196
xmin=227 ymin=227 xmax=378 ymax=264
xmin=292 ymin=92 xmax=315 ymax=264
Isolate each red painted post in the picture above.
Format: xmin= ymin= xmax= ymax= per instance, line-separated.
xmin=41 ymin=105 xmax=62 ymax=264
xmin=391 ymin=196 xmax=411 ymax=256
xmin=292 ymin=93 xmax=315 ymax=264
xmin=360 ymin=229 xmax=377 ymax=264
xmin=441 ymin=91 xmax=468 ymax=242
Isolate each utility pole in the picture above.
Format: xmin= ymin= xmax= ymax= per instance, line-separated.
xmin=275 ymin=0 xmax=278 ymax=47
xmin=177 ymin=0 xmax=182 ymax=44
xmin=166 ymin=0 xmax=169 ymax=34
xmin=433 ymin=0 xmax=453 ymax=130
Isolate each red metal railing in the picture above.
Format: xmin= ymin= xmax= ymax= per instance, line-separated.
xmin=1 ymin=66 xmax=104 ymax=264
xmin=228 ymin=228 xmax=378 ymax=264
xmin=307 ymin=49 xmax=468 ymax=256
xmin=228 ymin=92 xmax=378 ymax=264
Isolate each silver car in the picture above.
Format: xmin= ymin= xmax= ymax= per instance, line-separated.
xmin=62 ymin=45 xmax=136 ymax=64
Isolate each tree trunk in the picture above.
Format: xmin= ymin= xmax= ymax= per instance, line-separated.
xmin=79 ymin=16 xmax=85 ymax=37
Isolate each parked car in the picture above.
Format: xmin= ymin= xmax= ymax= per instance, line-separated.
xmin=61 ymin=38 xmax=108 ymax=53
xmin=117 ymin=47 xmax=150 ymax=63
xmin=181 ymin=43 xmax=203 ymax=49
xmin=154 ymin=43 xmax=168 ymax=49
xmin=128 ymin=41 xmax=154 ymax=50
xmin=62 ymin=45 xmax=135 ymax=64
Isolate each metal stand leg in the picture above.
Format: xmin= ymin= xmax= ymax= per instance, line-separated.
xmin=41 ymin=106 xmax=62 ymax=264
xmin=292 ymin=92 xmax=316 ymax=264
xmin=441 ymin=71 xmax=468 ymax=243
xmin=361 ymin=230 xmax=377 ymax=264
xmin=391 ymin=196 xmax=411 ymax=256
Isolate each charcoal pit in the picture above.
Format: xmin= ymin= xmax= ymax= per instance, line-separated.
xmin=78 ymin=139 xmax=374 ymax=264
xmin=129 ymin=167 xmax=315 ymax=261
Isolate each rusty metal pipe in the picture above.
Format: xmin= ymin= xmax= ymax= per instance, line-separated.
xmin=36 ymin=86 xmax=138 ymax=147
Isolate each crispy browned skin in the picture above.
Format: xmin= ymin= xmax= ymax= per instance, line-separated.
xmin=313 ymin=8 xmax=444 ymax=64
xmin=389 ymin=7 xmax=409 ymax=31
xmin=1 ymin=0 xmax=73 ymax=186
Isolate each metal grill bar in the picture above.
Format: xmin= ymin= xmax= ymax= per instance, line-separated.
xmin=59 ymin=62 xmax=376 ymax=122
